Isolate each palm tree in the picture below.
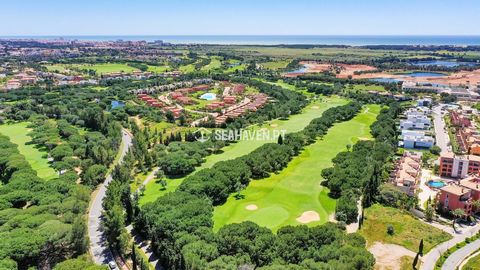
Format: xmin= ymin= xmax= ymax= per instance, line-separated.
xmin=472 ymin=200 xmax=480 ymax=214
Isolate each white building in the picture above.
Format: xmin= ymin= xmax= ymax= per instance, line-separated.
xmin=401 ymin=130 xmax=435 ymax=149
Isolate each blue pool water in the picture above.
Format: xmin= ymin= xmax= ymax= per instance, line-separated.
xmin=428 ymin=180 xmax=446 ymax=188
xmin=111 ymin=100 xmax=125 ymax=109
xmin=410 ymin=60 xmax=479 ymax=68
xmin=200 ymin=93 xmax=217 ymax=101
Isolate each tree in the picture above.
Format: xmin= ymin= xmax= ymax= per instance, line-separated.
xmin=387 ymin=224 xmax=395 ymax=235
xmin=277 ymin=134 xmax=283 ymax=145
xmin=472 ymin=200 xmax=480 ymax=214
xmin=418 ymin=239 xmax=424 ymax=256
xmin=452 ymin=208 xmax=466 ymax=230
xmin=425 ymin=206 xmax=434 ymax=222
xmin=429 ymin=145 xmax=441 ymax=155
xmin=159 ymin=179 xmax=167 ymax=190
xmin=132 ymin=243 xmax=138 ymax=270
xmin=83 ymin=164 xmax=107 ymax=186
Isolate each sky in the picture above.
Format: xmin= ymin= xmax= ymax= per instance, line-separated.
xmin=1 ymin=0 xmax=479 ymax=36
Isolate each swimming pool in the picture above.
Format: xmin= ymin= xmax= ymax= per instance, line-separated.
xmin=200 ymin=93 xmax=217 ymax=101
xmin=428 ymin=180 xmax=446 ymax=188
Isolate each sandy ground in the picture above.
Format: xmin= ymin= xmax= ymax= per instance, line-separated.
xmin=270 ymin=123 xmax=278 ymax=127
xmin=353 ymin=69 xmax=480 ymax=86
xmin=311 ymin=106 xmax=319 ymax=109
xmin=336 ymin=63 xmax=378 ymax=78
xmin=246 ymin=204 xmax=258 ymax=211
xmin=296 ymin=211 xmax=320 ymax=224
xmin=369 ymin=242 xmax=416 ymax=270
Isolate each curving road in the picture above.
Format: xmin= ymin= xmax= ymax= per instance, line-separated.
xmin=88 ymin=129 xmax=133 ymax=266
xmin=421 ymin=223 xmax=480 ymax=270
xmin=442 ymin=237 xmax=480 ymax=270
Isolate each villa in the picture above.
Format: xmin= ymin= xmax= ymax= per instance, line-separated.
xmin=437 ymin=176 xmax=480 ymax=215
xmin=390 ymin=151 xmax=422 ymax=196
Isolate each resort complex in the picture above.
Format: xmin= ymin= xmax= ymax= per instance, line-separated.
xmin=2 ymin=1 xmax=480 ymax=270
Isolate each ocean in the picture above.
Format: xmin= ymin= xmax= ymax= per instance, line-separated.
xmin=1 ymin=35 xmax=480 ymax=46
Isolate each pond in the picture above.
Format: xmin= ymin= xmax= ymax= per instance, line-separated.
xmin=200 ymin=93 xmax=217 ymax=101
xmin=410 ymin=60 xmax=478 ymax=68
xmin=369 ymin=78 xmax=402 ymax=83
xmin=111 ymin=100 xmax=125 ymax=109
xmin=406 ymin=72 xmax=447 ymax=77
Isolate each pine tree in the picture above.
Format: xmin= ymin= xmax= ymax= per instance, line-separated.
xmin=418 ymin=239 xmax=424 ymax=256
xmin=277 ymin=134 xmax=283 ymax=145
xmin=132 ymin=243 xmax=137 ymax=270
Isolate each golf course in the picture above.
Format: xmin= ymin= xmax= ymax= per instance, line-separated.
xmin=139 ymin=95 xmax=348 ymax=205
xmin=213 ymin=104 xmax=381 ymax=232
xmin=0 ymin=122 xmax=57 ymax=180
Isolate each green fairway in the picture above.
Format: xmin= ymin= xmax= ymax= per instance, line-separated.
xmin=0 ymin=122 xmax=57 ymax=180
xmin=260 ymin=60 xmax=291 ymax=70
xmin=75 ymin=63 xmax=139 ymax=74
xmin=212 ymin=104 xmax=381 ymax=232
xmin=45 ymin=63 xmax=139 ymax=75
xmin=139 ymin=96 xmax=348 ymax=205
xmin=179 ymin=63 xmax=196 ymax=73
xmin=201 ymin=57 xmax=222 ymax=71
xmin=147 ymin=65 xmax=170 ymax=73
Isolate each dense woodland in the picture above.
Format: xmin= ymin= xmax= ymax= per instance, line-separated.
xmin=0 ymin=87 xmax=122 ymax=269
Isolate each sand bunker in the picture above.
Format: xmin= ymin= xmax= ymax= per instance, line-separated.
xmin=270 ymin=124 xmax=278 ymax=128
xmin=296 ymin=211 xmax=320 ymax=224
xmin=368 ymin=242 xmax=416 ymax=270
xmin=311 ymin=106 xmax=319 ymax=109
xmin=246 ymin=204 xmax=258 ymax=211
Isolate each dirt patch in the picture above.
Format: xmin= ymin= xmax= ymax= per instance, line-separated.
xmin=246 ymin=204 xmax=258 ymax=211
xmin=270 ymin=124 xmax=278 ymax=128
xmin=311 ymin=106 xmax=319 ymax=109
xmin=296 ymin=211 xmax=320 ymax=224
xmin=358 ymin=137 xmax=371 ymax=141
xmin=369 ymin=242 xmax=416 ymax=270
xmin=352 ymin=69 xmax=480 ymax=86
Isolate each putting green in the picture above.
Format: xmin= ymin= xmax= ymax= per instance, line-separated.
xmin=139 ymin=95 xmax=348 ymax=205
xmin=213 ymin=104 xmax=381 ymax=232
xmin=0 ymin=122 xmax=57 ymax=180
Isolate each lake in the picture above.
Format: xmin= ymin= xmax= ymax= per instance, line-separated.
xmin=410 ymin=60 xmax=478 ymax=67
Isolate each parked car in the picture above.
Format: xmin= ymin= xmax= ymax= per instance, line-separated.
xmin=108 ymin=261 xmax=118 ymax=270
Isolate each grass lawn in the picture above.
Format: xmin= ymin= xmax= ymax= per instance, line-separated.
xmin=464 ymin=252 xmax=480 ymax=270
xmin=75 ymin=63 xmax=139 ymax=74
xmin=360 ymin=204 xmax=452 ymax=253
xmin=212 ymin=104 xmax=381 ymax=232
xmin=201 ymin=57 xmax=222 ymax=71
xmin=179 ymin=62 xmax=197 ymax=73
xmin=0 ymin=122 xmax=57 ymax=180
xmin=225 ymin=64 xmax=247 ymax=73
xmin=139 ymin=96 xmax=348 ymax=205
xmin=44 ymin=64 xmax=70 ymax=73
xmin=261 ymin=60 xmax=291 ymax=70
xmin=346 ymin=84 xmax=386 ymax=92
xmin=147 ymin=65 xmax=170 ymax=73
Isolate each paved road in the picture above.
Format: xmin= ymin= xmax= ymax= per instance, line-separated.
xmin=432 ymin=105 xmax=450 ymax=154
xmin=421 ymin=223 xmax=480 ymax=270
xmin=442 ymin=238 xmax=480 ymax=270
xmin=88 ymin=129 xmax=133 ymax=266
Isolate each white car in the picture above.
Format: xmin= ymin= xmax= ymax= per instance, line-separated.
xmin=108 ymin=261 xmax=118 ymax=270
